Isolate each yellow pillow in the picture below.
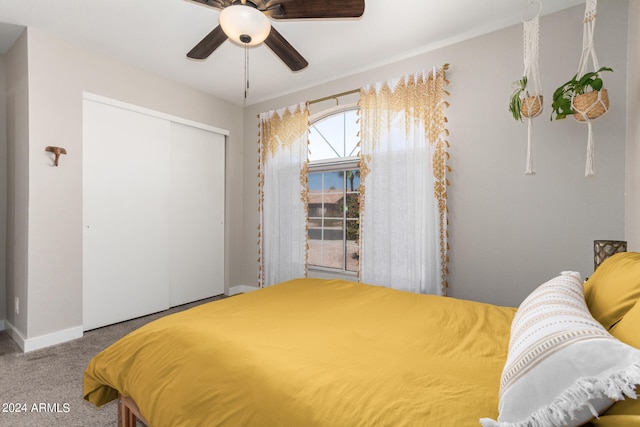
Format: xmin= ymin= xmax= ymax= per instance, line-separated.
xmin=598 ymin=300 xmax=640 ymax=422
xmin=590 ymin=415 xmax=640 ymax=426
xmin=584 ymin=252 xmax=640 ymax=329
xmin=609 ymin=299 xmax=640 ymax=348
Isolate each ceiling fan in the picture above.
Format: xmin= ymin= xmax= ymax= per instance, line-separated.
xmin=186 ymin=0 xmax=366 ymax=71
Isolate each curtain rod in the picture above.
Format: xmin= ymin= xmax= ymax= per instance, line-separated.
xmin=255 ymin=88 xmax=360 ymax=118
xmin=258 ymin=64 xmax=450 ymax=116
xmin=308 ymin=64 xmax=449 ymax=106
xmin=308 ymin=88 xmax=360 ymax=105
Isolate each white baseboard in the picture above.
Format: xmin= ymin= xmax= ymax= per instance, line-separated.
xmin=227 ymin=285 xmax=259 ymax=296
xmin=5 ymin=321 xmax=83 ymax=353
xmin=5 ymin=321 xmax=27 ymax=351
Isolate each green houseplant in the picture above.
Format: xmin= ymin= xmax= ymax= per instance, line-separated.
xmin=550 ymin=66 xmax=613 ymax=121
xmin=509 ymin=76 xmax=543 ymax=121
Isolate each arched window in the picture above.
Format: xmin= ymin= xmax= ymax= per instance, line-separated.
xmin=309 ymin=107 xmax=359 ymax=162
xmin=307 ymin=105 xmax=360 ymax=276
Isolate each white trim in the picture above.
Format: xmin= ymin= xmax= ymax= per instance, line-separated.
xmin=227 ymin=285 xmax=259 ymax=296
xmin=5 ymin=321 xmax=83 ymax=353
xmin=82 ymin=92 xmax=230 ymax=136
xmin=308 ymin=156 xmax=360 ymax=172
xmin=5 ymin=321 xmax=26 ymax=351
xmin=0 ymin=319 xmax=5 ymax=331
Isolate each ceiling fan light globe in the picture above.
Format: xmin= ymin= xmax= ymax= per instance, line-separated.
xmin=219 ymin=5 xmax=271 ymax=46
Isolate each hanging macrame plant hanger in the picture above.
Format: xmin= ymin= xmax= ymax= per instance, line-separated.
xmin=574 ymin=0 xmax=609 ymax=177
xmin=520 ymin=0 xmax=543 ymax=175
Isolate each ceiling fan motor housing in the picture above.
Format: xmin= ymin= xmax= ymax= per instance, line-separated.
xmin=219 ymin=3 xmax=271 ymax=46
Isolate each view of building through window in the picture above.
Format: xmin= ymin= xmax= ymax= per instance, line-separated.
xmin=308 ymin=107 xmax=360 ymax=274
xmin=308 ymin=170 xmax=360 ymax=272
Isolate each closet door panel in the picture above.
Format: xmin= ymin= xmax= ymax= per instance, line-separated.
xmin=169 ymin=122 xmax=225 ymax=306
xmin=83 ymin=99 xmax=171 ymax=331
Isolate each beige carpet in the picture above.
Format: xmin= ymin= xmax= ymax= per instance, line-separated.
xmin=0 ymin=295 xmax=225 ymax=427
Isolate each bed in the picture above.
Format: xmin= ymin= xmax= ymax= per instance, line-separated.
xmin=84 ymin=253 xmax=640 ymax=427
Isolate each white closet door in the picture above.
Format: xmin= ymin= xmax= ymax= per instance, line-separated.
xmin=169 ymin=122 xmax=225 ymax=306
xmin=83 ymin=99 xmax=171 ymax=330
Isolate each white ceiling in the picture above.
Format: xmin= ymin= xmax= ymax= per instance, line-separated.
xmin=0 ymin=0 xmax=583 ymax=106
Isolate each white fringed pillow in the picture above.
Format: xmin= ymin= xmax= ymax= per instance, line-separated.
xmin=481 ymin=271 xmax=640 ymax=427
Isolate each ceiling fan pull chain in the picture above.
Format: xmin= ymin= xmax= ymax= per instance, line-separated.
xmin=244 ymin=43 xmax=249 ymax=100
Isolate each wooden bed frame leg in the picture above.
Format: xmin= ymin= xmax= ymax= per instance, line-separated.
xmin=118 ymin=393 xmax=149 ymax=427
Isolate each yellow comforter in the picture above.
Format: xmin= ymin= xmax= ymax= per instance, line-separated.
xmin=84 ymin=278 xmax=516 ymax=426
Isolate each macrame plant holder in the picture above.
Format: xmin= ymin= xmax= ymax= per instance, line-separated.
xmin=574 ymin=0 xmax=609 ymax=177
xmin=518 ymin=1 xmax=543 ymax=175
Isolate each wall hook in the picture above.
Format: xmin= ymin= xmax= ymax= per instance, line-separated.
xmin=46 ymin=146 xmax=67 ymax=167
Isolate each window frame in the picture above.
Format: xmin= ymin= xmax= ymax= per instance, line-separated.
xmin=307 ymin=104 xmax=360 ymax=280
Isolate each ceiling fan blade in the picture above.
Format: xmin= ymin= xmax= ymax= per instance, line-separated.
xmin=187 ymin=25 xmax=228 ymax=59
xmin=264 ymin=27 xmax=308 ymax=71
xmin=269 ymin=0 xmax=365 ymax=19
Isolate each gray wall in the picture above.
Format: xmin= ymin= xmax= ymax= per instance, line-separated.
xmin=5 ymin=30 xmax=29 ymax=335
xmin=625 ymin=1 xmax=640 ymax=249
xmin=0 ymin=53 xmax=6 ymax=325
xmin=242 ymin=1 xmax=629 ymax=307
xmin=4 ymin=27 xmax=244 ymax=346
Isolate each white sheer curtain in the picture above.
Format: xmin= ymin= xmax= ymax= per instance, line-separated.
xmin=358 ymin=66 xmax=449 ymax=295
xmin=258 ymin=103 xmax=309 ymax=287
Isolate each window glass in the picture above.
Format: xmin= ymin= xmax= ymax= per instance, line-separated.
xmin=307 ymin=107 xmax=360 ymax=274
xmin=309 ymin=109 xmax=359 ymax=162
xmin=308 ymin=170 xmax=360 ymax=272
